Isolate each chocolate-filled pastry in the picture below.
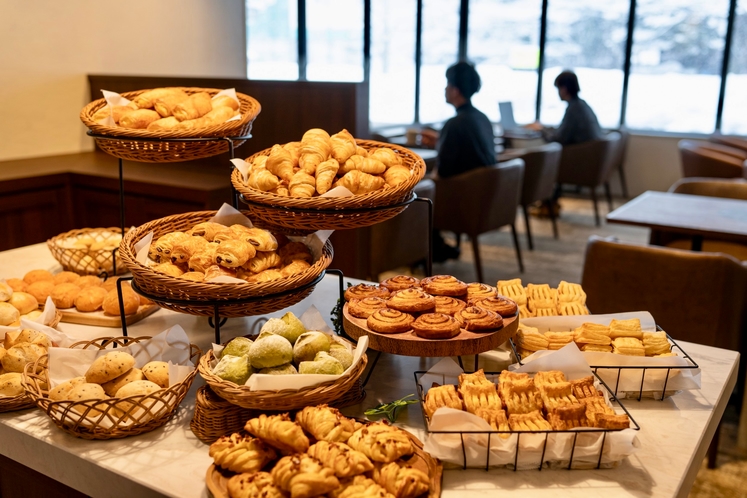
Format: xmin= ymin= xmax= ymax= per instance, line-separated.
xmin=433 ymin=295 xmax=467 ymax=316
xmin=466 ymin=282 xmax=497 ymax=302
xmin=420 ymin=275 xmax=468 ymax=297
xmin=367 ymin=308 xmax=414 ymax=334
xmin=411 ymin=313 xmax=462 ymax=339
xmin=471 ymin=295 xmax=518 ymax=317
xmin=214 ymin=239 xmax=256 ymax=268
xmin=153 ymin=231 xmax=190 ymax=263
xmin=240 ymin=228 xmax=279 ymax=252
xmin=170 ymin=236 xmax=208 ymax=266
xmin=344 ymin=284 xmax=390 ymax=302
xmin=153 ymin=262 xmax=185 ymax=278
xmin=188 ymin=243 xmax=219 ymax=273
xmin=454 ymin=306 xmax=503 ymax=332
xmin=187 ymin=221 xmax=225 ymax=241
xmin=379 ymin=275 xmax=420 ymax=293
xmin=348 ymin=297 xmax=388 ymax=319
xmin=386 ymin=288 xmax=436 ymax=313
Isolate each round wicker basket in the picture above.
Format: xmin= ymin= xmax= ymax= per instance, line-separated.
xmin=21 ymin=336 xmax=201 ymax=440
xmin=80 ymin=87 xmax=261 ymax=163
xmin=47 ymin=227 xmax=128 ymax=276
xmin=190 ymin=385 xmax=258 ymax=444
xmin=198 ymin=337 xmax=367 ymax=411
xmin=232 ymin=139 xmax=426 ymax=233
xmin=118 ymin=210 xmax=334 ymax=317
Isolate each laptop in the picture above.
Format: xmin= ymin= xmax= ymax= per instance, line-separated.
xmin=498 ymin=102 xmax=541 ymax=138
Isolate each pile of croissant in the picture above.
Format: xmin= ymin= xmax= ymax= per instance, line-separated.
xmin=91 ymin=87 xmax=239 ymax=132
xmin=243 ymin=128 xmax=412 ymax=198
xmin=209 ymin=405 xmax=431 ymax=498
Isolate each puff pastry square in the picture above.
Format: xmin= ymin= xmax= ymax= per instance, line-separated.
xmin=508 ymin=410 xmax=552 ymax=431
xmin=581 ymin=396 xmax=616 ymax=425
xmin=533 ymin=370 xmax=566 ymax=388
xmin=499 ymin=378 xmax=543 ymax=415
xmin=557 ymin=281 xmax=587 ymax=304
xmin=516 ymin=326 xmax=549 ymax=351
xmin=424 ymin=384 xmax=463 ymax=419
xmin=609 ymin=318 xmax=643 ymax=339
xmin=460 ymin=382 xmax=502 ymax=414
xmin=558 ymin=302 xmax=589 ymax=316
xmin=548 ymin=403 xmax=590 ymax=430
xmin=472 ymin=407 xmax=510 ymax=434
xmin=497 ymin=279 xmax=527 ymax=306
xmin=538 ymin=381 xmax=579 ymax=412
xmin=570 ymin=376 xmax=600 ymax=399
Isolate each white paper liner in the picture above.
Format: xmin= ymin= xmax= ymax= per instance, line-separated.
xmin=45 ymin=325 xmax=195 ymax=429
xmin=517 ymin=312 xmax=701 ymax=393
xmin=211 ymin=305 xmax=368 ymax=391
xmin=420 ymin=348 xmax=639 ymax=469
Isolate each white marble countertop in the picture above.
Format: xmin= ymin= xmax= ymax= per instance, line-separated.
xmin=0 ymin=244 xmax=739 ymax=498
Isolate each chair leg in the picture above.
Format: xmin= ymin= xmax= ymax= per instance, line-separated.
xmin=708 ymin=420 xmax=722 ymax=468
xmin=618 ymin=164 xmax=629 ymax=199
xmin=590 ymin=188 xmax=601 ymax=226
xmin=604 ymin=182 xmax=613 ymax=212
xmin=469 ymin=234 xmax=483 ymax=283
xmin=510 ymin=224 xmax=524 ymax=273
xmin=522 ymin=205 xmax=534 ymax=250
xmin=547 ymin=200 xmax=559 ymax=239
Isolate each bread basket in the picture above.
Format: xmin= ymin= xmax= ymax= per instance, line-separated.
xmin=232 ymin=139 xmax=426 ymax=233
xmin=189 ymin=385 xmax=258 ymax=444
xmin=198 ymin=335 xmax=367 ymax=411
xmin=21 ymin=336 xmax=201 ymax=440
xmin=80 ymin=87 xmax=261 ymax=163
xmin=118 ymin=210 xmax=334 ymax=317
xmin=47 ymin=227 xmax=128 ymax=276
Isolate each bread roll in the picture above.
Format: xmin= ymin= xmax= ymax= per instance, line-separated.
xmin=101 ymin=277 xmax=120 ymax=292
xmin=0 ymin=372 xmax=24 ymax=397
xmin=53 ymin=271 xmax=80 ymax=285
xmin=101 ymin=368 xmax=145 ymax=397
xmin=23 ymin=270 xmax=54 ymax=285
xmin=76 ymin=275 xmax=102 ymax=289
xmin=8 ymin=292 xmax=38 ymax=315
xmin=20 ymin=310 xmax=42 ymax=322
xmin=119 ymin=109 xmax=161 ymax=130
xmin=133 ymin=88 xmax=184 ymax=109
xmin=1 ymin=343 xmax=45 ymax=373
xmin=0 ymin=302 xmax=20 ymax=326
xmin=102 ymin=287 xmax=140 ymax=316
xmin=74 ymin=286 xmax=108 ymax=312
xmin=115 ymin=380 xmax=162 ymax=411
xmin=6 ymin=278 xmax=27 ymax=292
xmin=48 ymin=376 xmax=86 ymax=401
xmin=0 ymin=281 xmax=12 ymax=301
xmin=10 ymin=329 xmax=51 ymax=349
xmin=85 ymin=351 xmax=136 ymax=384
xmin=67 ymin=383 xmax=109 ymax=416
xmin=26 ymin=281 xmax=55 ymax=304
xmin=50 ymin=283 xmax=80 ymax=309
xmin=142 ymin=361 xmax=169 ymax=388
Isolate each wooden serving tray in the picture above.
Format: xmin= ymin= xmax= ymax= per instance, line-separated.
xmin=205 ymin=430 xmax=442 ymax=498
xmin=343 ymin=304 xmax=519 ymax=357
xmin=59 ymin=304 xmax=159 ymax=327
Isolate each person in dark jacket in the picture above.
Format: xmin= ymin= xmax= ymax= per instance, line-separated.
xmin=540 ymin=70 xmax=603 ymax=146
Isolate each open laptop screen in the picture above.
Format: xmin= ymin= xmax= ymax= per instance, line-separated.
xmin=499 ymin=102 xmax=518 ymax=130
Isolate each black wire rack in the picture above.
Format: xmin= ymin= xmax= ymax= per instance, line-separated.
xmin=414 ymin=370 xmax=640 ymax=471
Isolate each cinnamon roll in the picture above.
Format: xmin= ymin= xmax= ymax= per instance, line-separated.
xmin=466 ymin=282 xmax=497 ymax=303
xmin=344 ymin=284 xmax=390 ymax=302
xmin=411 ymin=313 xmax=462 ymax=339
xmin=367 ymin=308 xmax=415 ymax=334
xmin=433 ymin=295 xmax=467 ymax=316
xmin=420 ymin=275 xmax=468 ymax=297
xmin=386 ymin=288 xmax=436 ymax=313
xmin=380 ymin=275 xmax=421 ymax=293
xmin=454 ymin=306 xmax=504 ymax=331
xmin=348 ymin=297 xmax=388 ymax=319
xmin=472 ymin=295 xmax=519 ymax=317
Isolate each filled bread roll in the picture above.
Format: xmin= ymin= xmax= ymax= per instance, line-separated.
xmin=212 ymin=95 xmax=239 ymax=111
xmin=8 ymin=292 xmax=38 ymax=315
xmin=23 ymin=270 xmax=54 ymax=285
xmin=0 ymin=302 xmax=20 ymax=326
xmin=147 ymin=116 xmax=180 ymax=131
xmin=74 ymin=286 xmax=108 ymax=312
xmin=119 ymin=109 xmax=161 ymax=130
xmin=152 ymin=90 xmax=189 ymax=117
xmin=50 ymin=283 xmax=81 ymax=309
xmin=173 ymin=92 xmax=212 ymax=121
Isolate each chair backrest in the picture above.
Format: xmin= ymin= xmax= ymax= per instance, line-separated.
xmin=678 ymin=139 xmax=747 ymax=179
xmin=609 ymin=126 xmax=630 ymax=172
xmin=434 ymin=159 xmax=524 ymax=236
xmin=581 ymin=236 xmax=747 ymax=352
xmin=668 ymin=177 xmax=747 ymax=200
xmin=709 ymin=133 xmax=747 ymax=153
xmin=556 ymin=132 xmax=620 ymax=187
xmin=517 ymin=142 xmax=563 ymax=205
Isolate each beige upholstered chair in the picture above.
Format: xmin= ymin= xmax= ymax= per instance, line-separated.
xmin=556 ymin=132 xmax=621 ymax=226
xmin=678 ymin=139 xmax=747 ymax=179
xmin=433 ymin=159 xmax=525 ymax=282
xmin=517 ymin=142 xmax=562 ymax=249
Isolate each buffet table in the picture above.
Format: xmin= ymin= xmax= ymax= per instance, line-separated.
xmin=0 ymin=244 xmax=739 ymax=498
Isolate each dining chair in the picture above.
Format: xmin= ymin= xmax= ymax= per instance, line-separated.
xmin=709 ymin=133 xmax=747 ymax=154
xmin=433 ymin=159 xmax=525 ymax=282
xmin=516 ymin=142 xmax=562 ymax=249
xmin=556 ymin=131 xmax=621 ymax=226
xmin=678 ymin=139 xmax=747 ymax=179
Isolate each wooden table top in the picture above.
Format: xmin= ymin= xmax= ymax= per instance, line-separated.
xmin=606 ymin=191 xmax=747 ymax=242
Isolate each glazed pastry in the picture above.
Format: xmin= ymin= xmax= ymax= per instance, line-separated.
xmin=433 ymin=295 xmax=466 ymax=316
xmin=244 ymin=251 xmax=282 ymax=273
xmin=172 ymin=92 xmax=212 ymax=121
xmin=366 ymin=309 xmax=414 ymax=334
xmin=240 ymin=228 xmax=278 ymax=252
xmin=460 ymin=382 xmax=502 ymax=414
xmin=244 ymin=413 xmax=309 ymax=453
xmin=424 ymin=384 xmax=463 ymax=418
xmin=315 ymin=158 xmax=340 ymax=195
xmin=266 ymin=144 xmax=296 ymax=183
xmin=508 ymin=410 xmax=552 ymax=431
xmin=208 ymin=433 xmax=277 ymax=474
xmin=271 ymin=454 xmax=339 ymax=498
xmin=188 ymin=243 xmax=220 ymax=273
xmin=499 ymin=378 xmax=543 ymax=415
xmin=410 ymin=313 xmax=462 ymax=339
xmin=280 ymin=259 xmax=311 ymax=277
xmin=330 ymin=129 xmax=357 ymax=163
xmin=386 ymin=288 xmax=435 ymax=313
xmin=50 ymin=283 xmax=81 ymax=309
xmin=466 ymin=283 xmax=497 ymax=302
xmin=74 ymin=286 xmax=108 ymax=312
xmin=119 ymin=109 xmax=161 ymax=129
xmin=420 ymin=275 xmax=468 ymax=297
xmin=307 ymin=441 xmax=374 ymax=478
xmin=215 ymin=239 xmax=256 ymax=268
xmin=153 ymin=262 xmax=185 ymax=278
xmin=227 ymin=472 xmax=285 ymax=498
xmin=379 ymin=275 xmax=420 ymax=293
xmin=278 ymin=242 xmax=313 ymax=265
xmin=383 ymin=164 xmax=410 ymax=188
xmin=348 ymin=297 xmax=388 ymax=319
xmin=470 ymin=295 xmax=518 ymax=317
xmin=496 ymin=278 xmax=527 ymax=306
xmin=296 ymin=404 xmax=358 ymax=443
xmin=170 ymin=236 xmax=208 ymax=266
xmin=347 ymin=422 xmax=414 ymax=463
xmin=374 ymin=461 xmax=430 ymax=498
xmin=453 ymin=306 xmax=503 ymax=332
xmin=338 ymin=170 xmax=385 ymax=195
xmin=248 ymin=168 xmax=281 ymax=191
xmin=344 ymin=284 xmax=390 ymax=302
xmin=289 ymin=171 xmax=317 ymax=197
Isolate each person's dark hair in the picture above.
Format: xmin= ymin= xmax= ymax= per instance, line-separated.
xmin=445 ymin=62 xmax=481 ymax=99
xmin=554 ymin=70 xmax=580 ymax=97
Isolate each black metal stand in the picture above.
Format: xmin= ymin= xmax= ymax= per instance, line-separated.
xmin=413 ymin=196 xmax=433 ymax=277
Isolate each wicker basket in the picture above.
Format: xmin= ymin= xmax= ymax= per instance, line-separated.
xmin=47 ymin=227 xmax=128 ymax=276
xmin=232 ymin=140 xmax=426 ymax=233
xmin=80 ymin=87 xmax=261 ymax=163
xmin=198 ymin=339 xmax=367 ymax=411
xmin=21 ymin=336 xmax=201 ymax=440
xmin=190 ymin=385 xmax=258 ymax=444
xmin=118 ymin=211 xmax=334 ymax=317
xmin=0 ymin=393 xmax=36 ymax=413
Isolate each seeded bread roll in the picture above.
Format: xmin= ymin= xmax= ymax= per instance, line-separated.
xmin=6 ymin=329 xmax=51 ymax=349
xmin=0 ymin=372 xmax=24 ymax=397
xmin=142 ymin=361 xmax=169 ymax=388
xmin=1 ymin=343 xmax=45 ymax=373
xmin=101 ymin=368 xmax=145 ymax=397
xmin=85 ymin=351 xmax=136 ymax=384
xmin=49 ymin=376 xmax=87 ymax=401
xmin=115 ymin=380 xmax=162 ymax=411
xmin=67 ymin=383 xmax=109 ymax=416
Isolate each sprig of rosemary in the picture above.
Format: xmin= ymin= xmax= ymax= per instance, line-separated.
xmin=364 ymin=394 xmax=419 ymax=423
xmin=330 ymin=282 xmax=353 ymax=335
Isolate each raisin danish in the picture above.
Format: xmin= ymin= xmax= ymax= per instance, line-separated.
xmin=345 ymin=284 xmax=391 ymax=302
xmin=379 ymin=275 xmax=421 ymax=293
xmin=386 ymin=288 xmax=436 ymax=313
xmin=454 ymin=306 xmax=503 ymax=331
xmin=420 ymin=275 xmax=468 ymax=297
xmin=410 ymin=313 xmax=462 ymax=339
xmin=348 ymin=297 xmax=388 ymax=319
xmin=367 ymin=309 xmax=414 ymax=334
xmin=433 ymin=295 xmax=466 ymax=316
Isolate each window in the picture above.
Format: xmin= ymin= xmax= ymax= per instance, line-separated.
xmin=419 ymin=0 xmax=460 ymax=124
xmin=468 ymin=0 xmax=542 ymax=125
xmin=306 ymin=0 xmax=364 ymax=82
xmin=541 ymin=0 xmax=629 ymax=129
xmin=370 ymin=0 xmax=417 ymax=127
xmin=721 ymin=2 xmax=747 ymax=135
xmin=626 ymin=1 xmax=729 ymax=133
xmin=246 ymin=0 xmax=298 ymax=80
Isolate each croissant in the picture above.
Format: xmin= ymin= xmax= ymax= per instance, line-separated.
xmin=266 ymin=144 xmax=296 ymax=183
xmin=208 ymin=433 xmax=277 ymax=474
xmin=252 ymin=155 xmax=268 ymax=171
xmin=290 ymin=171 xmax=317 ymax=197
xmin=341 ymin=155 xmax=365 ymax=175
xmin=188 ymin=222 xmax=225 ymax=241
xmin=119 ymin=109 xmax=161 ymax=129
xmin=343 ymin=156 xmax=386 ymax=175
xmin=296 ymin=404 xmax=358 ymax=443
xmin=308 ymin=441 xmax=374 ymax=478
xmin=347 ymin=422 xmax=413 ymax=463
xmin=248 ymin=169 xmax=281 ymax=191
xmin=212 ymin=95 xmax=240 ymax=111
xmin=227 ymin=472 xmax=285 ymax=498
xmin=112 ymin=104 xmax=139 ymax=124
xmin=315 ymin=158 xmax=340 ymax=194
xmin=330 ymin=129 xmax=357 ymax=163
xmin=173 ymin=92 xmax=212 ymax=121
xmin=303 ymin=128 xmax=331 ymax=142
xmin=355 ymin=146 xmax=369 ymax=157
xmin=339 ymin=170 xmax=385 ymax=195
xmin=244 ymin=413 xmax=310 ymax=453
xmin=284 ymin=141 xmax=302 ymax=165
xmin=374 ymin=462 xmax=430 ymax=498
xmin=133 ymin=88 xmax=184 ymax=109
xmin=271 ymin=454 xmax=339 ymax=498
xmin=329 ymin=475 xmax=394 ymax=498
xmin=299 ymin=129 xmax=332 ymax=175
xmin=214 ymin=239 xmax=257 ymax=268
xmin=271 ymin=184 xmax=290 ymax=196
xmin=170 ymin=236 xmax=208 ymax=266
xmin=384 ymin=165 xmax=410 ymax=187
xmin=280 ymin=259 xmax=311 ymax=277
xmin=146 ymin=116 xmax=180 ymax=131
xmin=369 ymin=148 xmax=400 ymax=167
xmin=152 ymin=90 xmax=189 ymax=117
xmin=244 ymin=251 xmax=282 ymax=273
